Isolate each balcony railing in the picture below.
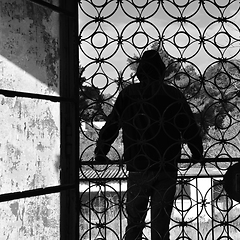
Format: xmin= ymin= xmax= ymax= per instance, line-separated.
xmin=79 ymin=160 xmax=240 ymax=240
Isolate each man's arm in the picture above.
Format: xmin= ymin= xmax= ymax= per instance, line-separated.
xmin=94 ymin=96 xmax=123 ymax=163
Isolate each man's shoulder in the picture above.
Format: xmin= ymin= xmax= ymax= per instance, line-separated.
xmin=163 ymin=83 xmax=179 ymax=91
xmin=163 ymin=84 xmax=184 ymax=98
xmin=120 ymin=83 xmax=141 ymax=95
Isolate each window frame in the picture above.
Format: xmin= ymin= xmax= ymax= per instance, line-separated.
xmin=0 ymin=1 xmax=79 ymax=239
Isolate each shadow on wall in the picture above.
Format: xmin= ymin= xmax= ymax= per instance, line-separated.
xmin=0 ymin=1 xmax=61 ymax=239
xmin=0 ymin=0 xmax=59 ymax=95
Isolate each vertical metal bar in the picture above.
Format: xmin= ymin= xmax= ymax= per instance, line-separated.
xmin=211 ymin=178 xmax=214 ymax=240
xmin=197 ymin=178 xmax=200 ymax=240
xmin=226 ymin=194 xmax=230 ymax=238
xmin=59 ymin=0 xmax=79 ymax=239
xmin=104 ymin=190 xmax=106 ymax=236
xmin=119 ymin=179 xmax=123 ymax=239
xmin=181 ymin=179 xmax=185 ymax=238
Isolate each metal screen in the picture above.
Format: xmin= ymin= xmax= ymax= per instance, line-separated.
xmin=0 ymin=1 xmax=79 ymax=239
xmin=79 ymin=1 xmax=240 ymax=239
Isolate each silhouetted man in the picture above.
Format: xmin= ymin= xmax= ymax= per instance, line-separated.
xmin=94 ymin=50 xmax=203 ymax=240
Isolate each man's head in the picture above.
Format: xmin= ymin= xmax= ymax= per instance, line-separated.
xmin=136 ymin=50 xmax=166 ymax=83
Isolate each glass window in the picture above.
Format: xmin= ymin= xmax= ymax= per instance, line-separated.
xmin=0 ymin=1 xmax=78 ymax=239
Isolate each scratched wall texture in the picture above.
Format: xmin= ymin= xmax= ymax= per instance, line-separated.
xmin=0 ymin=0 xmax=60 ymax=239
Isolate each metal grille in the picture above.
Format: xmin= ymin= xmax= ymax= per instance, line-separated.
xmin=0 ymin=0 xmax=79 ymax=239
xmin=79 ymin=1 xmax=240 ymax=239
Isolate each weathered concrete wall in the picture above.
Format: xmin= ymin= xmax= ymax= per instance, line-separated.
xmin=0 ymin=0 xmax=60 ymax=239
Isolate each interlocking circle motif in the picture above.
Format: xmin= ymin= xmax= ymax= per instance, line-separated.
xmin=79 ymin=1 xmax=240 ymax=239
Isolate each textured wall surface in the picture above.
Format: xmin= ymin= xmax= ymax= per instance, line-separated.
xmin=0 ymin=0 xmax=60 ymax=239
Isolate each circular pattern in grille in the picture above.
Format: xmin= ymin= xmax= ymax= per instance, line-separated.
xmin=79 ymin=1 xmax=240 ymax=239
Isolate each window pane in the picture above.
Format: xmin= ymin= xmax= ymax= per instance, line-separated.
xmin=0 ymin=1 xmax=60 ymax=96
xmin=0 ymin=193 xmax=60 ymax=239
xmin=0 ymin=97 xmax=60 ymax=194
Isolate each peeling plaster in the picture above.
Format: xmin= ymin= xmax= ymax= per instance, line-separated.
xmin=0 ymin=0 xmax=60 ymax=239
xmin=0 ymin=0 xmax=60 ymax=94
xmin=10 ymin=202 xmax=19 ymax=218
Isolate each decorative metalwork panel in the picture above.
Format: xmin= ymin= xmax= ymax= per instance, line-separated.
xmin=79 ymin=1 xmax=240 ymax=239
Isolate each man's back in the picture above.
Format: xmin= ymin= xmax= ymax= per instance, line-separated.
xmin=95 ymin=50 xmax=202 ymax=172
xmin=115 ymin=81 xmax=195 ymax=171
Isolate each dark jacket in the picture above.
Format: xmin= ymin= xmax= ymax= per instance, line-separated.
xmin=95 ymin=81 xmax=203 ymax=172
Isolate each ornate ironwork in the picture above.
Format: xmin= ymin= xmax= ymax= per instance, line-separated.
xmin=79 ymin=1 xmax=240 ymax=239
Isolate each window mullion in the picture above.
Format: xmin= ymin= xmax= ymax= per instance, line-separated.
xmin=28 ymin=0 xmax=74 ymax=17
xmin=0 ymin=89 xmax=74 ymax=102
xmin=0 ymin=184 xmax=76 ymax=203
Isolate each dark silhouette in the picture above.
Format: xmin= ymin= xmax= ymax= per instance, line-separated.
xmin=94 ymin=50 xmax=203 ymax=240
